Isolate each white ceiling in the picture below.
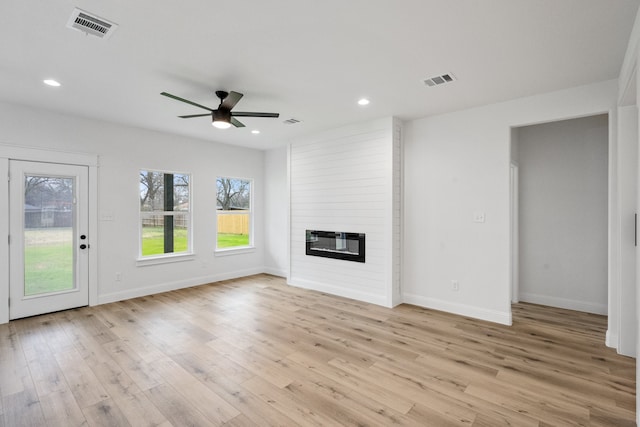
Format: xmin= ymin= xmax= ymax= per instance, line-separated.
xmin=1 ymin=0 xmax=638 ymax=150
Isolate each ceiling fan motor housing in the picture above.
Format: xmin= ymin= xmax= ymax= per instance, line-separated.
xmin=213 ymin=108 xmax=231 ymax=122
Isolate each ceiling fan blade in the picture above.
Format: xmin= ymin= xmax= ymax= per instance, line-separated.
xmin=231 ymin=117 xmax=246 ymax=128
xmin=161 ymin=92 xmax=214 ymax=112
xmin=178 ymin=113 xmax=211 ymax=118
xmin=221 ymin=91 xmax=243 ymax=110
xmin=231 ymin=112 xmax=280 ymax=118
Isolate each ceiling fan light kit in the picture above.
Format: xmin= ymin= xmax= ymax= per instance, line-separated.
xmin=212 ymin=120 xmax=231 ymax=129
xmin=161 ymin=90 xmax=279 ymax=130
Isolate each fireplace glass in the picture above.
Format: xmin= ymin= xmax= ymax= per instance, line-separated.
xmin=306 ymin=230 xmax=365 ymax=263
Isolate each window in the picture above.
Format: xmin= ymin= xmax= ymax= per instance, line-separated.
xmin=216 ymin=177 xmax=252 ymax=250
xmin=140 ymin=170 xmax=191 ymax=258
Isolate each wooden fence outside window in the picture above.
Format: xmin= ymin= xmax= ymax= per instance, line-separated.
xmin=217 ymin=211 xmax=250 ymax=235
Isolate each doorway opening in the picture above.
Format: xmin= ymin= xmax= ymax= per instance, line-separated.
xmin=510 ymin=115 xmax=609 ymax=315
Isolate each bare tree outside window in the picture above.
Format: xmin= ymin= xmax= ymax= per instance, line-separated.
xmin=25 ymin=176 xmax=73 ymax=209
xmin=140 ymin=171 xmax=164 ymax=211
xmin=24 ymin=176 xmax=74 ymax=228
xmin=216 ymin=177 xmax=250 ymax=210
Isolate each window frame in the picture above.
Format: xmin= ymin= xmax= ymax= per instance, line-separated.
xmin=138 ymin=169 xmax=193 ymax=264
xmin=215 ymin=176 xmax=254 ymax=254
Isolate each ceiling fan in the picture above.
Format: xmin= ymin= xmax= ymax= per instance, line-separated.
xmin=160 ymin=90 xmax=279 ymax=129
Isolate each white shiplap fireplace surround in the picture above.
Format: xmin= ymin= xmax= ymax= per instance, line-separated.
xmin=288 ymin=117 xmax=402 ymax=308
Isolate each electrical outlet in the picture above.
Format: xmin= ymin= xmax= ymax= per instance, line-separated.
xmin=452 ymin=280 xmax=459 ymax=292
xmin=115 ymin=272 xmax=122 ymax=282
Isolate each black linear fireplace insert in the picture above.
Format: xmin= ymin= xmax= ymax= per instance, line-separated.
xmin=305 ymin=230 xmax=365 ymax=263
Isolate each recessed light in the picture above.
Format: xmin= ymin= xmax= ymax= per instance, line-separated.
xmin=251 ymin=130 xmax=260 ymax=134
xmin=43 ymin=79 xmax=61 ymax=87
xmin=357 ymin=98 xmax=370 ymax=106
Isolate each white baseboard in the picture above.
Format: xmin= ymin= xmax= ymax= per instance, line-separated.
xmin=605 ymin=330 xmax=618 ymax=349
xmin=402 ymin=293 xmax=512 ymax=326
xmin=519 ymin=292 xmax=607 ymax=315
xmin=288 ymin=277 xmax=390 ymax=307
xmin=263 ymin=267 xmax=287 ymax=278
xmin=97 ymin=267 xmax=264 ymax=305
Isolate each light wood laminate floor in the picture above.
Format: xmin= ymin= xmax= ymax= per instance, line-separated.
xmin=0 ymin=274 xmax=635 ymax=426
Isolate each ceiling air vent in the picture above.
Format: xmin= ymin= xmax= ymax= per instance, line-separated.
xmin=423 ymin=73 xmax=456 ymax=87
xmin=66 ymin=8 xmax=118 ymax=39
xmin=283 ymin=118 xmax=302 ymax=125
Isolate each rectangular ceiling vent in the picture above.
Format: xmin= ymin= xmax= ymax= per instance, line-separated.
xmin=283 ymin=118 xmax=302 ymax=125
xmin=66 ymin=8 xmax=118 ymax=39
xmin=423 ymin=73 xmax=456 ymax=88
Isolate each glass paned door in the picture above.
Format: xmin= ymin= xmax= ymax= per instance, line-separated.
xmin=9 ymin=161 xmax=89 ymax=320
xmin=24 ymin=176 xmax=74 ymax=295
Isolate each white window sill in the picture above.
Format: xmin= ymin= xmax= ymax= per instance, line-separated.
xmin=214 ymin=246 xmax=256 ymax=257
xmin=136 ymin=253 xmax=195 ymax=267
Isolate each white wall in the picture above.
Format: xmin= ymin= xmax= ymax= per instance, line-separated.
xmin=515 ymin=115 xmax=609 ymax=314
xmin=617 ymin=7 xmax=640 ymax=421
xmin=264 ymin=146 xmax=288 ymax=277
xmin=617 ymin=105 xmax=638 ymax=356
xmin=403 ymin=80 xmax=617 ymax=326
xmin=288 ymin=117 xmax=401 ymax=307
xmin=0 ymin=102 xmax=265 ymax=323
xmin=403 ymin=106 xmax=513 ymax=324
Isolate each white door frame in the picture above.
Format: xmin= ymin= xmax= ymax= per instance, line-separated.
xmin=510 ymin=162 xmax=519 ymax=304
xmin=0 ymin=144 xmax=98 ymax=324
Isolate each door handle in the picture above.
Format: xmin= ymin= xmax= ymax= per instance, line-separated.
xmin=79 ymin=244 xmax=87 ymax=250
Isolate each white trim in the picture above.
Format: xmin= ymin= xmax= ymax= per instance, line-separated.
xmin=88 ymin=163 xmax=99 ymax=307
xmin=607 ymin=108 xmax=621 ymax=350
xmin=214 ymin=246 xmax=256 ymax=256
xmin=403 ymin=292 xmax=513 ymax=325
xmin=606 ymin=329 xmax=618 ymax=349
xmin=510 ymin=109 xmax=613 ymax=131
xmin=510 ymin=162 xmax=519 ymax=304
xmin=615 ymin=105 xmax=638 ymax=357
xmin=286 ymin=144 xmax=292 ymax=283
xmin=519 ymin=292 xmax=607 ymax=315
xmin=136 ymin=253 xmax=195 ymax=267
xmin=98 ymin=267 xmax=264 ymax=304
xmin=0 ymin=158 xmax=8 ymax=324
xmin=288 ymin=276 xmax=390 ymax=307
xmin=0 ymin=143 xmax=98 ymax=167
xmin=389 ymin=117 xmax=403 ymax=307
